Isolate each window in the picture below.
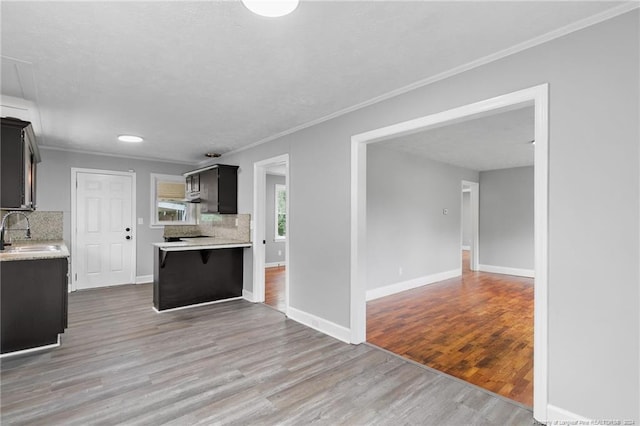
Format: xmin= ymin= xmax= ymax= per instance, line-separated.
xmin=274 ymin=184 xmax=286 ymax=240
xmin=150 ymin=174 xmax=195 ymax=227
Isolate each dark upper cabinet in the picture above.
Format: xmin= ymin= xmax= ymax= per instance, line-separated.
xmin=1 ymin=118 xmax=41 ymax=210
xmin=200 ymin=166 xmax=236 ymax=214
xmin=184 ymin=164 xmax=238 ymax=214
xmin=185 ymin=173 xmax=200 ymax=194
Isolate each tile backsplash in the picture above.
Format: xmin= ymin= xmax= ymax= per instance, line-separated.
xmin=164 ymin=213 xmax=251 ymax=242
xmin=0 ymin=210 xmax=63 ymax=241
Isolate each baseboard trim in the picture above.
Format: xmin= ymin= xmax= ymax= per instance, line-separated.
xmin=265 ymin=262 xmax=286 ymax=268
xmin=242 ymin=289 xmax=255 ymax=302
xmin=287 ymin=306 xmax=351 ymax=344
xmin=461 ymin=245 xmax=470 ymax=251
xmin=135 ymin=275 xmax=153 ymax=284
xmin=366 ymin=269 xmax=461 ymax=301
xmin=478 ymin=264 xmax=534 ymax=278
xmin=546 ymin=404 xmax=590 ymax=422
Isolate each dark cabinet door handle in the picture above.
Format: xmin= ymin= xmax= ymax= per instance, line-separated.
xmin=125 ymin=227 xmax=131 ymax=232
xmin=126 ymin=236 xmax=131 ymax=240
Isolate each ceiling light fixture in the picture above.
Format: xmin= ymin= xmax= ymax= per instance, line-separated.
xmin=118 ymin=135 xmax=143 ymax=143
xmin=241 ymin=0 xmax=299 ymax=17
xmin=205 ymin=153 xmax=221 ymax=158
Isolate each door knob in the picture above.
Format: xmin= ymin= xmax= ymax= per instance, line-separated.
xmin=125 ymin=227 xmax=131 ymax=232
xmin=126 ymin=235 xmax=131 ymax=240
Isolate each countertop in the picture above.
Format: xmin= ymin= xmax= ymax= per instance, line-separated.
xmin=154 ymin=237 xmax=252 ymax=252
xmin=0 ymin=240 xmax=70 ymax=262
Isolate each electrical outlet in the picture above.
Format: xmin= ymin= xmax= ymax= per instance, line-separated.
xmin=399 ymin=266 xmax=403 ymax=276
xmin=278 ymin=250 xmax=282 ymax=256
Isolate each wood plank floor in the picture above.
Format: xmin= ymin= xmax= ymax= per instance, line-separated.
xmin=265 ymin=266 xmax=286 ymax=312
xmin=367 ymin=252 xmax=534 ymax=407
xmin=1 ymin=283 xmax=533 ymax=425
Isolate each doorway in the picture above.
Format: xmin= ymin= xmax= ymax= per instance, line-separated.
xmin=71 ymin=168 xmax=136 ymax=291
xmin=351 ymin=84 xmax=548 ymax=420
xmin=264 ymin=166 xmax=287 ymax=312
xmin=365 ymin=105 xmax=535 ymax=405
xmin=252 ymin=154 xmax=289 ymax=314
xmin=461 ymin=180 xmax=479 ymax=272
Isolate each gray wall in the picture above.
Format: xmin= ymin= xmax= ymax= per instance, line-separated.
xmin=37 ymin=148 xmax=193 ymax=278
xmin=215 ymin=11 xmax=638 ymax=420
xmin=367 ymin=145 xmax=478 ymax=290
xmin=462 ymin=191 xmax=471 ymax=248
xmin=479 ymin=166 xmax=534 ymax=270
xmin=265 ymin=173 xmax=286 ymax=265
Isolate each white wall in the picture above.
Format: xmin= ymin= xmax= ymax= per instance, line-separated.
xmin=479 ymin=166 xmax=534 ymax=272
xmin=265 ymin=173 xmax=286 ymax=265
xmin=37 ymin=148 xmax=193 ymax=279
xmin=215 ymin=11 xmax=638 ymax=421
xmin=366 ymin=145 xmax=478 ymax=291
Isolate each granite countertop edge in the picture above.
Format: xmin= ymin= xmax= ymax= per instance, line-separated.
xmin=0 ymin=240 xmax=69 ymax=262
xmin=154 ymin=237 xmax=252 ymax=251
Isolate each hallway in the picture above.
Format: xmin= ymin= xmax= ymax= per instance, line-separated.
xmin=265 ymin=266 xmax=286 ymax=312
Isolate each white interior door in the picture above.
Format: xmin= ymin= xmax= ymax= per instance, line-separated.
xmin=75 ymin=171 xmax=135 ymax=289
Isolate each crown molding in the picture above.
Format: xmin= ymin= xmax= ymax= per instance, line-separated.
xmin=38 ymin=145 xmax=198 ymax=166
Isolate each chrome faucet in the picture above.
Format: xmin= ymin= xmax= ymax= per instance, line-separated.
xmin=0 ymin=212 xmax=31 ymax=250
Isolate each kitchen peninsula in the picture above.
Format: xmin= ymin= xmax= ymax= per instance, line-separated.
xmin=152 ymin=214 xmax=251 ymax=311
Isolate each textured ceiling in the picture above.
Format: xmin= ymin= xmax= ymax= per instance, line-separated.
xmin=378 ymin=105 xmax=534 ymax=172
xmin=0 ymin=1 xmax=626 ymax=164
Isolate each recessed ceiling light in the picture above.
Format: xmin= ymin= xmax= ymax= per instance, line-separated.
xmin=242 ymin=0 xmax=299 ymax=17
xmin=118 ymin=135 xmax=143 ymax=143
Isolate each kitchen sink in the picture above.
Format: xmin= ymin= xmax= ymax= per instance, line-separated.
xmin=1 ymin=244 xmax=62 ymax=253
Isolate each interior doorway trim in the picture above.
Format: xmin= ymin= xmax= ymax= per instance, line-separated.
xmin=461 ymin=180 xmax=480 ymax=271
xmin=70 ymin=167 xmax=137 ymax=292
xmin=350 ymin=83 xmax=549 ymax=421
xmin=252 ymin=154 xmax=290 ymax=315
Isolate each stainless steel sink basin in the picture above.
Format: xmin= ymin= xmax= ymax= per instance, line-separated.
xmin=1 ymin=244 xmax=62 ymax=253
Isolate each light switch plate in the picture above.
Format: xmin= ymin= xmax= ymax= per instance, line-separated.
xmin=137 ymin=217 xmax=144 ymax=225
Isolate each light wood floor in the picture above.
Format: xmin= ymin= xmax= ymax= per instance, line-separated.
xmin=367 ymin=252 xmax=534 ymax=407
xmin=1 ymin=283 xmax=533 ymax=425
xmin=265 ymin=266 xmax=286 ymax=312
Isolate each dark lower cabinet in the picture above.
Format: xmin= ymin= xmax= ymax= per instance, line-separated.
xmin=1 ymin=258 xmax=68 ymax=354
xmin=153 ymin=248 xmax=243 ymax=311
